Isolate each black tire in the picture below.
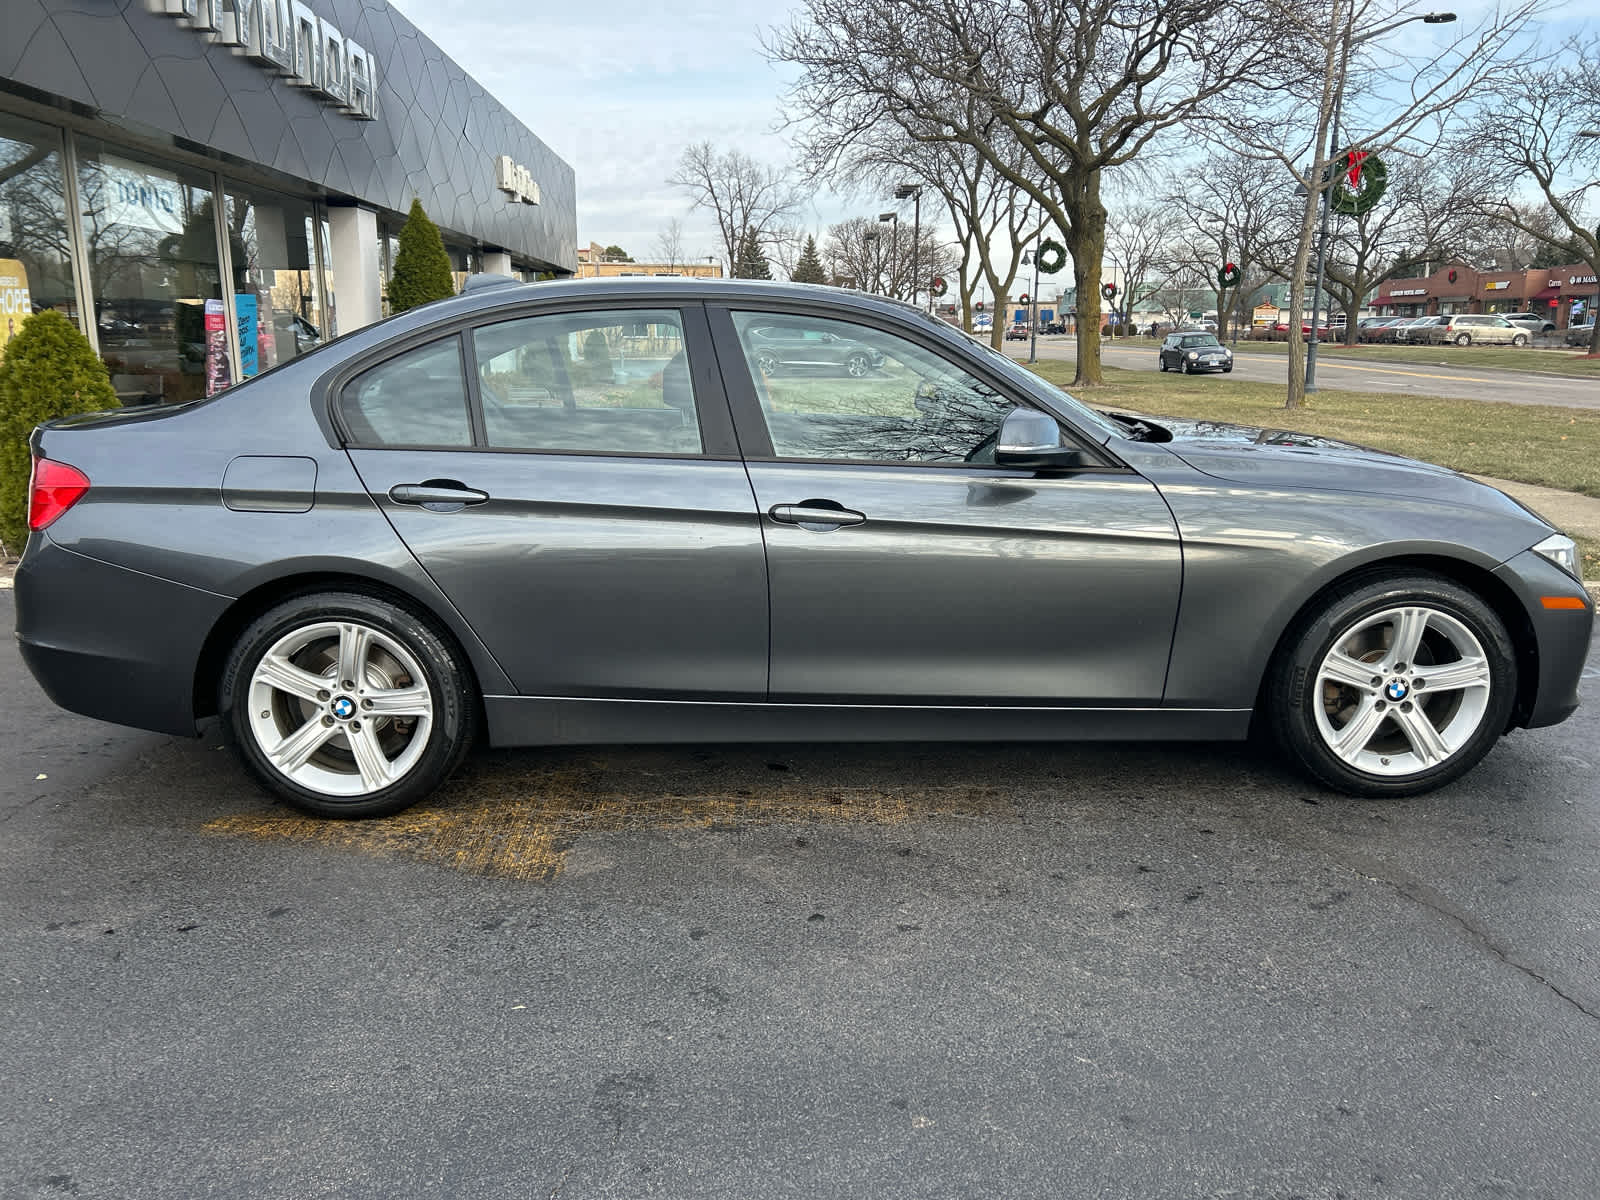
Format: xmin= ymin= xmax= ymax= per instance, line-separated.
xmin=754 ymin=350 xmax=779 ymax=375
xmin=1158 ymin=356 xmax=1168 ymax=372
xmin=1455 ymin=333 xmax=1471 ymax=346
xmin=845 ymin=352 xmax=871 ymax=377
xmin=219 ymin=591 xmax=477 ymax=818
xmin=1266 ymin=572 xmax=1516 ymax=797
xmin=1512 ymin=333 xmax=1529 ymax=347
xmin=1223 ymin=365 xmax=1233 ymax=373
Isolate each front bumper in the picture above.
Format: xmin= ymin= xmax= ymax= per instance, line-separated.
xmin=14 ymin=535 xmax=231 ymax=737
xmin=1493 ymin=549 xmax=1594 ymax=729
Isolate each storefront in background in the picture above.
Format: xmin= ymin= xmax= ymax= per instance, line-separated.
xmin=1375 ymin=262 xmax=1596 ymax=327
xmin=0 ymin=0 xmax=575 ymax=402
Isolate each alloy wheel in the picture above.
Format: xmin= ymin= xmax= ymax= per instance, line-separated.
xmin=246 ymin=620 xmax=434 ymax=796
xmin=1311 ymin=605 xmax=1492 ymax=778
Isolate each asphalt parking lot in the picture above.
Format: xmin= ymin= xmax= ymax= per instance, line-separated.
xmin=3 ymin=592 xmax=1598 ymax=1199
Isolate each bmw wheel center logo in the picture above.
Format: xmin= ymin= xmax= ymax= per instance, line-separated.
xmin=1385 ymin=680 xmax=1410 ymax=702
xmin=332 ymin=696 xmax=355 ymax=719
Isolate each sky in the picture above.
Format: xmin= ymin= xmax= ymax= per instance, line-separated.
xmin=392 ymin=0 xmax=855 ymax=268
xmin=394 ymin=0 xmax=1592 ymax=293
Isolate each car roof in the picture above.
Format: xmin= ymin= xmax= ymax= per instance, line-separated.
xmin=426 ymin=275 xmax=935 ymax=326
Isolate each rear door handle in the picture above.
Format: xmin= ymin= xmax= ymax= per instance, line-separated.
xmin=769 ymin=502 xmax=866 ymax=529
xmin=388 ymin=481 xmax=490 ymax=511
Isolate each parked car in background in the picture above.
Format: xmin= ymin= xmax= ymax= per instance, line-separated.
xmin=1005 ymin=324 xmax=1029 ymax=341
xmin=1358 ymin=318 xmax=1408 ymax=343
xmin=1394 ymin=316 xmax=1449 ymax=344
xmin=1503 ymin=312 xmax=1557 ymax=334
xmin=1159 ymin=331 xmax=1234 ymax=373
xmin=1433 ymin=314 xmax=1531 ymax=346
xmin=1565 ymin=319 xmax=1596 ymax=347
xmin=18 ymin=275 xmax=1587 ymax=818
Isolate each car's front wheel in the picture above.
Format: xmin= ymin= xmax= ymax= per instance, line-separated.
xmin=1158 ymin=356 xmax=1168 ymax=372
xmin=220 ymin=591 xmax=476 ymax=818
xmin=845 ymin=352 xmax=871 ymax=377
xmin=1267 ymin=573 xmax=1516 ymax=797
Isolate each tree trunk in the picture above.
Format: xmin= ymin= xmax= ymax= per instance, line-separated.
xmin=990 ymin=291 xmax=1008 ymax=352
xmin=1062 ymin=168 xmax=1107 ymax=388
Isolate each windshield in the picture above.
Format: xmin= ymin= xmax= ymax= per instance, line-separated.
xmin=1180 ymin=334 xmax=1221 ymax=347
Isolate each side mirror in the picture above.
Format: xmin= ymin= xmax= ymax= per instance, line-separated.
xmin=994 ymin=408 xmax=1091 ymax=470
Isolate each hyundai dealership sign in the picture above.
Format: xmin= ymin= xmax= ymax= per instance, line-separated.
xmin=160 ymin=0 xmax=379 ymax=120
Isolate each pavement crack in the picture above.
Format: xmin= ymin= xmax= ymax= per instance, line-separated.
xmin=1322 ymin=842 xmax=1600 ymax=1023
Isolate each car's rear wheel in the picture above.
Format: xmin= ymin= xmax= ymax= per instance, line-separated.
xmin=1512 ymin=333 xmax=1529 ymax=347
xmin=220 ymin=592 xmax=476 ymax=818
xmin=754 ymin=349 xmax=779 ymax=375
xmin=1455 ymin=333 xmax=1471 ymax=346
xmin=846 ymin=352 xmax=871 ymax=377
xmin=1267 ymin=573 xmax=1515 ymax=797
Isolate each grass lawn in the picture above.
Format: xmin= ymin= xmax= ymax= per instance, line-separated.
xmin=1224 ymin=339 xmax=1600 ymax=377
xmin=1028 ymin=362 xmax=1600 ymax=575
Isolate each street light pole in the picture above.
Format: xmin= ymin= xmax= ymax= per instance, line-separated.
xmin=879 ymin=212 xmax=899 ymax=298
xmin=895 ymin=182 xmax=923 ymax=310
xmin=1305 ymin=8 xmax=1456 ymax=393
xmin=1023 ymin=248 xmax=1041 ymax=364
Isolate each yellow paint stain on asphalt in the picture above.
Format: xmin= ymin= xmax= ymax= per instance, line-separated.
xmin=204 ymin=762 xmax=1009 ymax=882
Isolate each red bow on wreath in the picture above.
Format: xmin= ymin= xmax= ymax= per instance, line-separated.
xmin=1346 ymin=149 xmax=1370 ymax=190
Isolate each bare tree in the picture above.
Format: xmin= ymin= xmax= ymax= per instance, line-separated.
xmin=772 ymin=0 xmax=1298 ymax=387
xmin=793 ymin=88 xmax=1050 ymax=347
xmin=1456 ymin=40 xmax=1600 ymax=354
xmin=668 ymin=143 xmax=805 ymax=277
xmin=1102 ymin=203 xmax=1170 ymax=339
xmin=1162 ymin=156 xmax=1296 ymax=341
xmin=823 ymin=216 xmax=957 ymax=304
xmin=652 ymin=218 xmax=684 ymax=270
xmin=1222 ymin=0 xmax=1543 ymax=405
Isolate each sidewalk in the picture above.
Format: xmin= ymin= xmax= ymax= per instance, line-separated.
xmin=1474 ymin=476 xmax=1600 ymax=597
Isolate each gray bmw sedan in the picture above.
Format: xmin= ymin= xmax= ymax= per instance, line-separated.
xmin=14 ymin=278 xmax=1593 ymax=817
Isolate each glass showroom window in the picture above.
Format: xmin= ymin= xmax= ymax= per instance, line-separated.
xmin=75 ymin=138 xmax=223 ymax=406
xmin=0 ymin=112 xmax=78 ymax=361
xmin=224 ymin=185 xmax=327 ymax=378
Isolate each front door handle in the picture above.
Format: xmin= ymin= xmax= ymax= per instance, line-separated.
xmin=769 ymin=501 xmax=866 ymax=530
xmin=388 ymin=480 xmax=490 ymax=511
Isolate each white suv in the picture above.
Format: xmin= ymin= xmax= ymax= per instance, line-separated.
xmin=1434 ymin=314 xmax=1531 ymax=346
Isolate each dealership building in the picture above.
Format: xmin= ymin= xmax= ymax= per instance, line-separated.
xmin=0 ymin=0 xmax=574 ymax=406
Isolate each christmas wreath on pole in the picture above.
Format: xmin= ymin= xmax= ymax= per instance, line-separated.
xmin=1035 ymin=238 xmax=1066 ymax=275
xmin=1218 ymin=262 xmax=1242 ymax=288
xmin=930 ymin=276 xmax=947 ymax=298
xmin=1329 ymin=149 xmax=1388 ymax=217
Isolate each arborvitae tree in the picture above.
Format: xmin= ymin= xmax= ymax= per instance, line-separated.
xmin=0 ymin=310 xmax=119 ymax=554
xmin=734 ymin=226 xmax=772 ymax=280
xmin=791 ymin=234 xmax=827 ymax=284
xmin=388 ymin=199 xmax=456 ymax=313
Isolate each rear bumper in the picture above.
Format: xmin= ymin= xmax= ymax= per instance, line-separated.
xmin=1493 ymin=550 xmax=1595 ymax=729
xmin=14 ymin=535 xmax=230 ymax=737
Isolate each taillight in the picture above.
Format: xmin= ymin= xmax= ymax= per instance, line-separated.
xmin=28 ymin=457 xmax=91 ymax=531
